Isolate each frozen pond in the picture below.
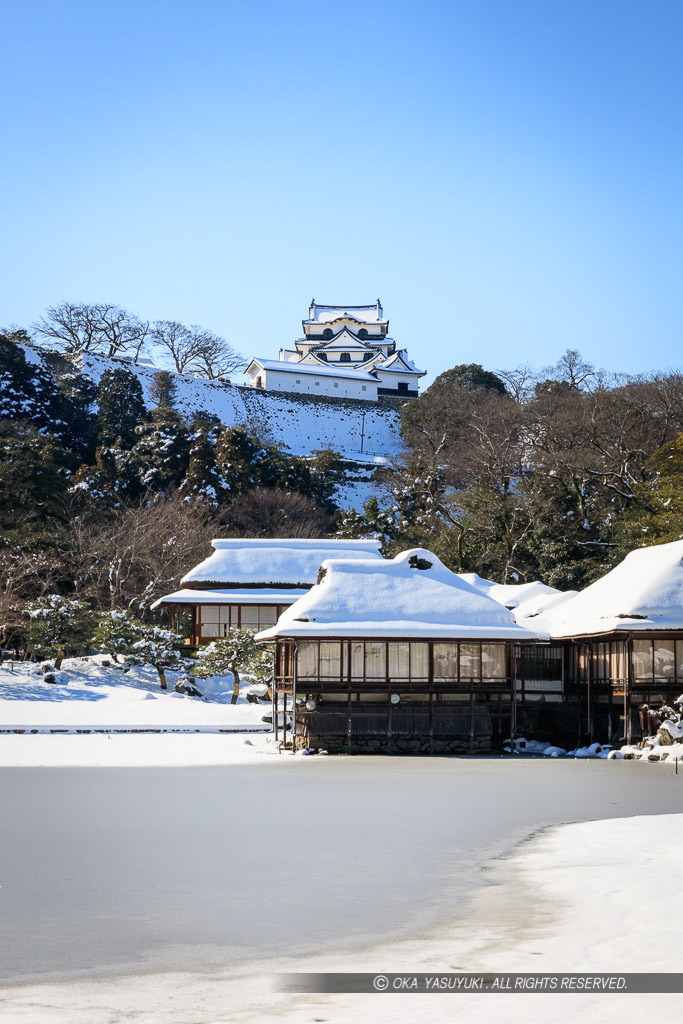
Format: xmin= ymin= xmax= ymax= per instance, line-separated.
xmin=1 ymin=757 xmax=681 ymax=983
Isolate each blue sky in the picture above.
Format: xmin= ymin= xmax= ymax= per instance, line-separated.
xmin=1 ymin=0 xmax=682 ymax=386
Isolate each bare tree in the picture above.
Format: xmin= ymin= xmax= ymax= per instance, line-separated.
xmin=149 ymin=321 xmax=202 ymax=373
xmin=60 ymin=491 xmax=221 ymax=614
xmin=187 ymin=327 xmax=244 ymax=380
xmin=222 ymin=487 xmax=336 ymax=538
xmin=33 ymin=303 xmax=149 ymax=360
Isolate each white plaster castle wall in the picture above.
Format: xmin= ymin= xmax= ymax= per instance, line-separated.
xmin=262 ymin=368 xmax=378 ymax=400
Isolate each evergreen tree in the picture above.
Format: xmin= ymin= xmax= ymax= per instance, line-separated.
xmin=336 ymin=496 xmax=397 ymax=546
xmin=23 ymin=595 xmax=91 ymax=666
xmin=132 ymin=408 xmax=190 ymax=490
xmin=614 ymin=431 xmax=683 ymax=553
xmin=96 ymin=368 xmax=146 ymax=446
xmin=0 ymin=423 xmax=73 ymax=528
xmin=194 ymin=629 xmax=273 ymax=704
xmin=428 ymin=363 xmax=508 ymax=395
xmin=149 ymin=369 xmax=178 ymax=410
xmin=92 ymin=611 xmax=187 ymax=688
xmin=180 ymin=412 xmax=228 ymax=503
xmin=214 ymin=427 xmax=264 ymax=495
xmin=0 ymin=333 xmax=82 ymax=448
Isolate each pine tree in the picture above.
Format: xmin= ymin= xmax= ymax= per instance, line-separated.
xmin=149 ymin=370 xmax=178 ymax=410
xmin=23 ymin=595 xmax=92 ymax=666
xmin=214 ymin=427 xmax=263 ymax=495
xmin=132 ymin=408 xmax=190 ymax=490
xmin=0 ymin=423 xmax=74 ymax=528
xmin=0 ymin=333 xmax=82 ymax=448
xmin=180 ymin=412 xmax=228 ymax=503
xmin=96 ymin=368 xmax=146 ymax=446
xmin=194 ymin=629 xmax=273 ymax=704
xmin=92 ymin=611 xmax=187 ymax=688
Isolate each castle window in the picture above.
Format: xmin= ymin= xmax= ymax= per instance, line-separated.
xmin=398 ymin=382 xmax=409 ymax=393
xmin=323 ymin=328 xmax=333 ymax=340
xmin=334 ymin=382 xmax=339 ymax=388
xmin=318 ymin=352 xmax=327 ymax=361
xmin=358 ymin=328 xmax=368 ymax=340
xmin=362 ymin=352 xmax=372 ymax=361
xmin=340 ymin=352 xmax=351 ymax=362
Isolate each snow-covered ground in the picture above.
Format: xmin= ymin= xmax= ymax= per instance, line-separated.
xmin=0 ymin=656 xmax=282 ymax=765
xmin=1 ymin=813 xmax=680 ymax=1024
xmin=80 ymin=351 xmax=403 ymax=464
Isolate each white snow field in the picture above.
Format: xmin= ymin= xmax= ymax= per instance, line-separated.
xmin=0 ymin=656 xmax=279 ymax=766
xmin=0 ymin=812 xmax=681 ymax=1024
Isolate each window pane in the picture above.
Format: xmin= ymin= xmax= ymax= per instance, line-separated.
xmin=297 ymin=642 xmax=318 ymax=679
xmin=611 ymin=644 xmax=626 ymax=683
xmin=240 ymin=605 xmax=260 ymax=630
xmin=482 ymin=644 xmax=506 ymax=679
xmin=654 ymin=640 xmax=676 ymax=679
xmin=219 ymin=606 xmax=232 ymax=626
xmin=350 ymin=642 xmax=364 ymax=681
xmin=201 ymin=623 xmax=219 ymax=637
xmin=433 ymin=643 xmax=457 ymax=680
xmin=200 ymin=606 xmax=219 ymax=624
xmin=364 ymin=642 xmax=386 ymax=680
xmin=677 ymin=641 xmax=683 ymax=681
xmin=410 ymin=643 xmax=429 ymax=680
xmin=388 ymin=642 xmax=410 ymax=678
xmin=460 ymin=644 xmax=480 ymax=680
xmin=633 ymin=639 xmax=653 ymax=681
xmin=319 ymin=642 xmax=341 ymax=678
xmin=259 ymin=606 xmax=277 ymax=627
xmin=596 ymin=643 xmax=609 ymax=681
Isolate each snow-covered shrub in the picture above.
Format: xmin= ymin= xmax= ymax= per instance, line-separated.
xmin=92 ymin=610 xmax=188 ymax=689
xmin=193 ymin=629 xmax=273 ymax=704
xmin=23 ymin=595 xmax=92 ymax=667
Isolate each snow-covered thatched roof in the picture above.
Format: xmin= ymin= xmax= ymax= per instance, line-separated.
xmin=181 ymin=538 xmax=383 ymax=588
xmin=256 ymin=548 xmax=549 ymax=641
xmin=460 ymin=575 xmax=577 ymax=624
xmin=539 ymin=540 xmax=683 ymax=638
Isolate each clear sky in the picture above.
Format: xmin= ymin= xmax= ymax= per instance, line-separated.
xmin=1 ymin=0 xmax=682 ymax=386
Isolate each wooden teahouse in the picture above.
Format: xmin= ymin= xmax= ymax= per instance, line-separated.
xmin=539 ymin=540 xmax=683 ymax=744
xmin=256 ymin=548 xmax=549 ymax=753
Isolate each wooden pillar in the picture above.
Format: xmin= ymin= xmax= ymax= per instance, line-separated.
xmin=626 ymin=633 xmax=634 ymax=746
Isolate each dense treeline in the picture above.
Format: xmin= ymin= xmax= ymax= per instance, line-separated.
xmin=0 ymin=329 xmax=342 ymax=641
xmin=339 ymin=355 xmax=683 ymax=589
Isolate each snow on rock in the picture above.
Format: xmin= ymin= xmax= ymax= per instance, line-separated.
xmin=257 ymin=548 xmax=550 ymax=640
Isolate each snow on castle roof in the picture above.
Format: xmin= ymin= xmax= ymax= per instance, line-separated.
xmin=539 ymin=539 xmax=683 ymax=637
xmin=181 ymin=538 xmax=384 ymax=587
xmin=256 ymin=548 xmax=549 ymax=640
xmin=305 ymin=301 xmax=388 ymax=325
xmin=376 ymin=350 xmax=425 ymax=376
xmin=247 ymin=358 xmax=379 ymax=382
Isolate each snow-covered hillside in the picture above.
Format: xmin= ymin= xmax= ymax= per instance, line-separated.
xmin=80 ymin=352 xmax=404 ymax=465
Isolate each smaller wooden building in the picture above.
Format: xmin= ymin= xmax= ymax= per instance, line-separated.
xmin=152 ymin=538 xmax=383 ymax=643
xmin=256 ymin=548 xmax=548 ymax=753
xmin=539 ymin=540 xmax=683 ymax=743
